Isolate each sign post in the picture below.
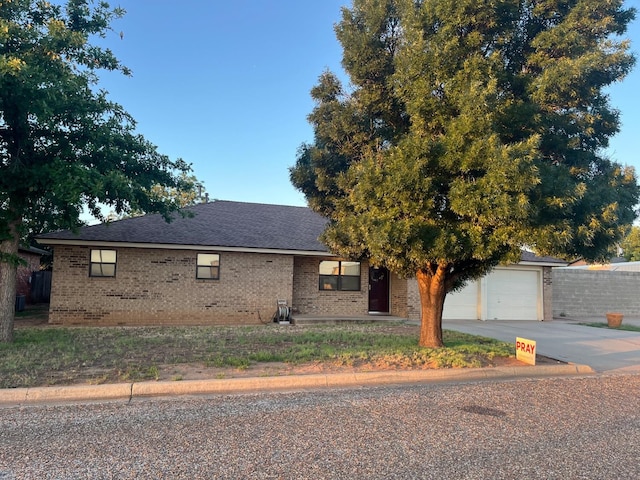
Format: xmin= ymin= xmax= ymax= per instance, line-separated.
xmin=515 ymin=337 xmax=536 ymax=365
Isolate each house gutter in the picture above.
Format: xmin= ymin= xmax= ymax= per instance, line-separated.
xmin=518 ymin=261 xmax=569 ymax=267
xmin=35 ymin=238 xmax=334 ymax=258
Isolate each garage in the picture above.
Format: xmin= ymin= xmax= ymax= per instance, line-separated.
xmin=443 ymin=280 xmax=479 ymax=320
xmin=442 ymin=267 xmax=542 ymax=321
xmin=486 ymin=268 xmax=540 ymax=320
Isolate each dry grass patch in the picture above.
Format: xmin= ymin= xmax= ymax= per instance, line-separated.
xmin=578 ymin=322 xmax=640 ymax=332
xmin=1 ymin=323 xmax=516 ymax=388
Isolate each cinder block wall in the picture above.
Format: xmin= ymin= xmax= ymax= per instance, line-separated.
xmin=292 ymin=257 xmax=369 ymax=316
xmin=49 ymin=246 xmax=294 ymax=326
xmin=552 ymin=269 xmax=640 ymax=318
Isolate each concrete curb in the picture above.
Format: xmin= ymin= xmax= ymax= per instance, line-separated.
xmin=0 ymin=383 xmax=132 ymax=405
xmin=0 ymin=363 xmax=594 ymax=406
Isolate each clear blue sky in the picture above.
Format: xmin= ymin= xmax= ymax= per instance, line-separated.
xmin=96 ymin=0 xmax=640 ymax=209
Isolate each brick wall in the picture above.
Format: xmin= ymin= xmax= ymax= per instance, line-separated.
xmin=389 ymin=273 xmax=408 ymax=318
xmin=552 ymin=269 xmax=640 ymax=318
xmin=50 ymin=246 xmax=417 ymax=324
xmin=49 ymin=246 xmax=294 ymax=326
xmin=292 ymin=258 xmax=411 ymax=317
xmin=292 ymin=257 xmax=369 ymax=316
xmin=406 ymin=278 xmax=421 ymax=321
xmin=542 ymin=266 xmax=553 ymax=321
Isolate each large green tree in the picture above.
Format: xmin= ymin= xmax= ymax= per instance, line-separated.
xmin=0 ymin=0 xmax=192 ymax=342
xmin=621 ymin=225 xmax=640 ymax=261
xmin=106 ymin=173 xmax=208 ymax=221
xmin=291 ymin=0 xmax=639 ymax=347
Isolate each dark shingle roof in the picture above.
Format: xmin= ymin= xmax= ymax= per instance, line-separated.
xmin=37 ymin=200 xmax=567 ymax=264
xmin=520 ymin=250 xmax=567 ymax=265
xmin=19 ymin=246 xmax=48 ymax=256
xmin=37 ymin=200 xmax=330 ymax=253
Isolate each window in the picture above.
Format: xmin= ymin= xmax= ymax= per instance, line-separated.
xmin=90 ymin=249 xmax=116 ymax=277
xmin=319 ymin=261 xmax=361 ymax=291
xmin=197 ymin=253 xmax=220 ymax=279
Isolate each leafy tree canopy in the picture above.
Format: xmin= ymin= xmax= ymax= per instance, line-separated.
xmin=291 ymin=0 xmax=639 ymax=347
xmin=621 ymin=225 xmax=640 ymax=261
xmin=0 ymin=0 xmax=192 ymax=341
xmin=106 ymin=173 xmax=209 ymax=221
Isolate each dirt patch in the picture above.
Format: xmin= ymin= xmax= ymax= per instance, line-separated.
xmin=14 ymin=305 xmax=50 ymax=328
xmin=8 ymin=308 xmax=565 ymax=388
xmin=41 ymin=354 xmax=562 ymax=387
xmin=142 ymin=354 xmax=563 ymax=384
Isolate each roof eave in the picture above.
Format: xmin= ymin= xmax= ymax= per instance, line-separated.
xmin=36 ymin=238 xmax=333 ymax=257
xmin=518 ymin=260 xmax=568 ymax=267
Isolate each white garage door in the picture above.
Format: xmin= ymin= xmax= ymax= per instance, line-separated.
xmin=443 ymin=280 xmax=479 ymax=320
xmin=487 ymin=269 xmax=539 ymax=320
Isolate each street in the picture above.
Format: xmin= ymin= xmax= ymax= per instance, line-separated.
xmin=1 ymin=375 xmax=639 ymax=479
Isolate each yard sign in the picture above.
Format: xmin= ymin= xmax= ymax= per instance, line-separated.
xmin=515 ymin=337 xmax=536 ymax=365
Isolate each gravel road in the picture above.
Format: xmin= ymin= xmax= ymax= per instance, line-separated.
xmin=1 ymin=375 xmax=639 ymax=479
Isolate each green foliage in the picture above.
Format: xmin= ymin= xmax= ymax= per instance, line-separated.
xmin=147 ymin=173 xmax=208 ymax=209
xmin=292 ymin=0 xmax=638 ymax=272
xmin=106 ymin=173 xmax=208 ymax=221
xmin=0 ymin=0 xmax=193 ymax=341
xmin=579 ymin=322 xmax=640 ymax=332
xmin=620 ymin=226 xmax=640 ymax=261
xmin=0 ymin=251 xmax=25 ymax=267
xmin=291 ymin=0 xmax=639 ymax=345
xmin=0 ymin=0 xmax=192 ymax=238
xmin=0 ymin=323 xmax=513 ymax=388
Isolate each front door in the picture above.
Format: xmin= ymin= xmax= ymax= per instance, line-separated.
xmin=368 ymin=266 xmax=390 ymax=313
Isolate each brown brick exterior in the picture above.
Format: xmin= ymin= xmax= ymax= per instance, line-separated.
xmin=49 ymin=246 xmax=294 ymax=326
xmin=48 ymin=245 xmax=420 ymax=325
xmin=406 ymin=277 xmax=422 ymax=321
xmin=48 ymin=245 xmax=553 ymax=325
xmin=542 ymin=266 xmax=553 ymax=321
xmin=389 ymin=272 xmax=408 ymax=318
xmin=292 ymin=257 xmax=370 ymax=316
xmin=291 ymin=257 xmax=409 ymax=317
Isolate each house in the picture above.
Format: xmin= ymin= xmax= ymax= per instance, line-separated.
xmin=36 ymin=200 xmax=561 ymax=325
xmin=568 ymin=256 xmax=628 ymax=268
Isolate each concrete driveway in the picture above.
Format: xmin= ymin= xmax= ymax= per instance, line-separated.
xmin=443 ymin=318 xmax=640 ymax=374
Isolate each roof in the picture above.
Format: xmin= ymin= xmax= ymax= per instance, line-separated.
xmin=569 ymin=256 xmax=627 ymax=266
xmin=18 ymin=246 xmax=48 ymax=256
xmin=37 ymin=200 xmax=330 ymax=254
xmin=560 ymin=260 xmax=640 ymax=271
xmin=519 ymin=250 xmax=568 ymax=266
xmin=36 ymin=200 xmax=567 ymax=265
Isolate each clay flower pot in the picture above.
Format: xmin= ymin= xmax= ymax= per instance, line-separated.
xmin=606 ymin=312 xmax=624 ymax=328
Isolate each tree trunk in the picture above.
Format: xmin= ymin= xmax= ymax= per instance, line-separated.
xmin=0 ymin=219 xmax=21 ymax=343
xmin=416 ymin=266 xmax=448 ymax=348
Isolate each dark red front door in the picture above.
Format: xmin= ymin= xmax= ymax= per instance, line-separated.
xmin=368 ymin=267 xmax=390 ymax=313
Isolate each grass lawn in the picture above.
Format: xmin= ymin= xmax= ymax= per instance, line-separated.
xmin=1 ymin=321 xmax=516 ymax=389
xmin=578 ymin=322 xmax=640 ymax=332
